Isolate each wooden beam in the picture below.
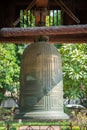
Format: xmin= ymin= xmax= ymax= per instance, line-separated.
xmin=0 ymin=25 xmax=87 ymax=37
xmin=0 ymin=34 xmax=87 ymax=43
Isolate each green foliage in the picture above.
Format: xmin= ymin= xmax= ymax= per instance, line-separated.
xmin=46 ymin=10 xmax=61 ymax=26
xmin=0 ymin=43 xmax=24 ymax=102
xmin=59 ymin=44 xmax=87 ymax=99
xmin=20 ymin=10 xmax=35 ymax=27
xmin=55 ymin=44 xmax=62 ymax=49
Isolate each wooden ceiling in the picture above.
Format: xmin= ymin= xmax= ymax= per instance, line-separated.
xmin=0 ymin=0 xmax=87 ymax=43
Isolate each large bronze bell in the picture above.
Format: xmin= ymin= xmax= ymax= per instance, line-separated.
xmin=16 ymin=37 xmax=68 ymax=120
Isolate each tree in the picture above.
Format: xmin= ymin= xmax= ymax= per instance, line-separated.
xmin=59 ymin=44 xmax=87 ymax=100
xmin=0 ymin=43 xmax=24 ymax=102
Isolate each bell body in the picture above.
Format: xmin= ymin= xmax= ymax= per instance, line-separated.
xmin=16 ymin=41 xmax=68 ymax=120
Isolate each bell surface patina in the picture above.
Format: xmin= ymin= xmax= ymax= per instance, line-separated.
xmin=16 ymin=38 xmax=68 ymax=120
